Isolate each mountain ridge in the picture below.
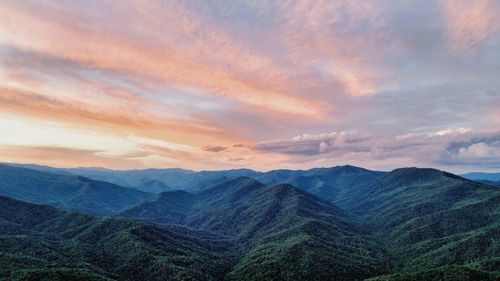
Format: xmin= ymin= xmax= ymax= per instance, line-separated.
xmin=0 ymin=164 xmax=152 ymax=215
xmin=119 ymin=176 xmax=388 ymax=280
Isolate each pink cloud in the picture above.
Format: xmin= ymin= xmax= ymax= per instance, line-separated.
xmin=440 ymin=0 xmax=499 ymax=53
xmin=0 ymin=1 xmax=498 ymax=172
xmin=0 ymin=1 xmax=328 ymax=118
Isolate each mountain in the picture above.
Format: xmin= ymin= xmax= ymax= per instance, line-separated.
xmin=337 ymin=167 xmax=500 ymax=277
xmin=1 ymin=162 xmax=72 ymax=175
xmin=0 ymin=176 xmax=389 ymax=281
xmin=60 ymin=167 xmax=261 ymax=192
xmin=462 ymin=172 xmax=500 ymax=182
xmin=0 ymin=195 xmax=234 ymax=281
xmin=134 ymin=179 xmax=174 ymax=193
xmin=255 ymin=165 xmax=384 ymax=202
xmin=64 ymin=167 xmax=197 ymax=192
xmin=118 ymin=190 xmax=195 ymax=224
xmin=13 ymin=164 xmax=259 ymax=193
xmin=10 ymin=163 xmax=384 ymax=200
xmin=83 ymin=165 xmax=384 ymax=200
xmin=0 ymin=164 xmax=152 ymax=215
xmin=476 ymin=180 xmax=500 ymax=188
xmin=119 ymin=177 xmax=388 ymax=280
xmin=2 ymin=162 xmax=499 ymax=280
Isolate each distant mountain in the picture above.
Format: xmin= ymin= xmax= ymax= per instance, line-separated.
xmin=64 ymin=167 xmax=197 ymax=192
xmin=462 ymin=172 xmax=500 ymax=181
xmin=1 ymin=162 xmax=72 ymax=175
xmin=461 ymin=173 xmax=500 ymax=187
xmin=12 ymin=164 xmax=258 ymax=193
xmin=70 ymin=168 xmax=266 ymax=193
xmin=256 ymin=165 xmax=384 ymax=202
xmin=119 ymin=177 xmax=387 ymax=280
xmin=134 ymin=179 xmax=174 ymax=193
xmin=475 ymin=179 xmax=500 ymax=188
xmin=97 ymin=165 xmax=384 ymax=201
xmin=11 ymin=163 xmax=384 ymax=200
xmin=0 ymin=164 xmax=152 ymax=215
xmin=337 ymin=167 xmax=500 ymax=276
xmin=0 ymin=195 xmax=234 ymax=281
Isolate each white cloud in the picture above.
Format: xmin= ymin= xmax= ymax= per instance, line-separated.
xmin=254 ymin=129 xmax=500 ymax=169
xmin=458 ymin=142 xmax=500 ymax=158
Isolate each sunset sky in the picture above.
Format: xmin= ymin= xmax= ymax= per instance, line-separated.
xmin=1 ymin=0 xmax=499 ymax=172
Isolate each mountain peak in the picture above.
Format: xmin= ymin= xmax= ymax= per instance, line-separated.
xmin=388 ymin=167 xmax=464 ymax=183
xmin=213 ymin=176 xmax=264 ymax=190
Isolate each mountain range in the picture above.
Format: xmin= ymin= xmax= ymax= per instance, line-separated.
xmin=0 ymin=163 xmax=498 ymax=280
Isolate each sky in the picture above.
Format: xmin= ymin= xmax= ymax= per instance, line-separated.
xmin=0 ymin=0 xmax=499 ymax=173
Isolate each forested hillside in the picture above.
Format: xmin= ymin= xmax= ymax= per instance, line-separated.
xmin=0 ymin=195 xmax=234 ymax=281
xmin=337 ymin=168 xmax=500 ymax=278
xmin=120 ymin=177 xmax=387 ymax=280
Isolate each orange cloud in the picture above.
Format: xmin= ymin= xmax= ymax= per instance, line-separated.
xmin=0 ymin=145 xmax=144 ymax=169
xmin=0 ymin=87 xmax=240 ymax=147
xmin=0 ymin=1 xmax=497 ymax=172
xmin=0 ymin=1 xmax=327 ymax=118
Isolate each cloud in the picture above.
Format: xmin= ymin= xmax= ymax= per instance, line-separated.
xmin=0 ymin=1 xmax=327 ymax=118
xmin=233 ymin=144 xmax=248 ymax=148
xmin=228 ymin=157 xmax=245 ymax=162
xmin=440 ymin=0 xmax=499 ymax=53
xmin=457 ymin=142 xmax=500 ymax=158
xmin=0 ymin=87 xmax=241 ymax=147
xmin=203 ymin=146 xmax=227 ymax=153
xmin=0 ymin=1 xmax=499 ymax=172
xmin=0 ymin=145 xmax=144 ymax=169
xmin=254 ymin=132 xmax=372 ymax=156
xmin=254 ymin=129 xmax=500 ymax=170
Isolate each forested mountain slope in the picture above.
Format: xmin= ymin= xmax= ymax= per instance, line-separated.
xmin=0 ymin=195 xmax=235 ymax=281
xmin=119 ymin=177 xmax=388 ymax=280
xmin=337 ymin=168 xmax=500 ymax=277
